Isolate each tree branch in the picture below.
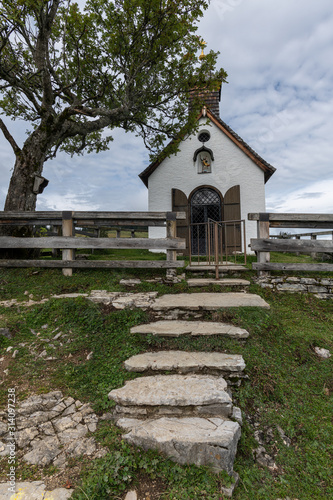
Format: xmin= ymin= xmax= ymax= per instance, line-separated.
xmin=0 ymin=119 xmax=21 ymax=155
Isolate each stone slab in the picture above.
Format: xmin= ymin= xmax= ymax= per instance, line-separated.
xmin=186 ymin=265 xmax=247 ymax=272
xmin=131 ymin=320 xmax=249 ymax=339
xmin=187 ymin=279 xmax=250 ymax=287
xmin=117 ymin=417 xmax=241 ymax=474
xmin=0 ymin=481 xmax=72 ymax=499
xmin=124 ymin=351 xmax=245 ymax=376
xmin=152 ymin=293 xmax=270 ymax=311
xmin=109 ymin=374 xmax=229 ymax=406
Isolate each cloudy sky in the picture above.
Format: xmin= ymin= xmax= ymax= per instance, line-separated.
xmin=1 ymin=0 xmax=333 ymax=214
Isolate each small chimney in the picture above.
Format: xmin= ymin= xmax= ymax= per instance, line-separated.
xmin=189 ymin=84 xmax=222 ymax=118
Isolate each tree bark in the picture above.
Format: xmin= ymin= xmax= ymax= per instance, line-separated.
xmin=1 ymin=135 xmax=47 ymax=257
xmin=4 ymin=140 xmax=45 ymax=212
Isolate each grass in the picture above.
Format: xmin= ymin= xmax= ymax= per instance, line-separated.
xmin=0 ymin=256 xmax=332 ymax=499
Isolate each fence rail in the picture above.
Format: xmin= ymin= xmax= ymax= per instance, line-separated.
xmin=249 ymin=213 xmax=333 ymax=274
xmin=0 ymin=211 xmax=186 ymax=276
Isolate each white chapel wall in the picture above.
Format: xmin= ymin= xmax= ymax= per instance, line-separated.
xmin=148 ymin=117 xmax=266 ymax=252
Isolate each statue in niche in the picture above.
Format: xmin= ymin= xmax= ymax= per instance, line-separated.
xmin=200 ymin=154 xmax=211 ymax=173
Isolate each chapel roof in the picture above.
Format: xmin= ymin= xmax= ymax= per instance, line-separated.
xmin=139 ymin=108 xmax=276 ymax=187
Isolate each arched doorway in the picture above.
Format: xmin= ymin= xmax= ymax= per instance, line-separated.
xmin=190 ymin=187 xmax=222 ymax=255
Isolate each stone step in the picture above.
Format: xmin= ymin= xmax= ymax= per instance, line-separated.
xmin=131 ymin=320 xmax=249 ymax=339
xmin=152 ymin=293 xmax=270 ymax=311
xmin=124 ymin=351 xmax=246 ymax=381
xmin=109 ymin=374 xmax=233 ymax=419
xmin=117 ymin=416 xmax=241 ymax=474
xmin=186 ymin=264 xmax=247 ymax=272
xmin=187 ymin=278 xmax=250 ymax=287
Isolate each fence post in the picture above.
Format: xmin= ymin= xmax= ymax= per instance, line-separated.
xmin=62 ymin=211 xmax=74 ymax=276
xmin=166 ymin=213 xmax=177 ymax=280
xmin=311 ymin=234 xmax=317 ymax=259
xmin=257 ymin=213 xmax=270 ymax=277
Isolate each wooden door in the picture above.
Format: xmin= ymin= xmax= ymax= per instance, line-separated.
xmin=224 ymin=185 xmax=241 ymax=252
xmin=172 ymin=188 xmax=189 ymax=255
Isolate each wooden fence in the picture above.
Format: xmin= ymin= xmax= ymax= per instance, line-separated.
xmin=0 ymin=211 xmax=186 ymax=276
xmin=248 ymin=213 xmax=333 ymax=274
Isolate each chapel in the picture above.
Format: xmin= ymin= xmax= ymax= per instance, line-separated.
xmin=139 ymin=84 xmax=276 ymax=255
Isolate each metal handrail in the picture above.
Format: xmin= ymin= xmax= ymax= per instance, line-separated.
xmin=189 ymin=219 xmax=246 ymax=278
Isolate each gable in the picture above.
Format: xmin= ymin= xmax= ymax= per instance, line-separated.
xmin=139 ymin=109 xmax=276 ymax=187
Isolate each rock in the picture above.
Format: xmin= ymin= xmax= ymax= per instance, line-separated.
xmin=64 ymin=397 xmax=75 ymax=407
xmin=120 ymin=279 xmax=141 ymax=286
xmin=39 ymin=421 xmax=55 ymax=436
xmin=300 ymin=278 xmax=318 ymax=285
xmin=53 ymin=416 xmax=77 ymax=433
xmin=253 ymin=445 xmax=277 ymax=469
xmin=109 ymin=374 xmax=232 ymax=419
xmin=43 ymin=487 xmax=73 ymax=499
xmin=6 ymin=346 xmax=13 ymax=352
xmin=0 ymin=422 xmax=7 ymax=436
xmin=23 ymin=437 xmax=62 ymax=466
xmin=12 ymin=349 xmax=18 ymax=358
xmin=53 ymin=452 xmax=67 ymax=468
xmin=0 ymin=440 xmax=9 ymax=456
xmin=0 ymin=481 xmax=45 ymax=499
xmin=221 ymin=471 xmax=239 ymax=498
xmin=84 ymin=414 xmax=99 ymax=432
xmin=276 ymin=425 xmax=291 ymax=447
xmin=0 ymin=481 xmax=73 ymax=499
xmin=29 ymin=410 xmax=57 ymax=426
xmin=109 ymin=374 xmax=229 ymax=407
xmin=124 ymin=351 xmax=245 ymax=376
xmin=118 ymin=417 xmax=241 ymax=474
xmin=65 ymin=436 xmax=97 ymax=457
xmin=16 ymin=427 xmax=39 ymax=448
xmin=187 ymin=278 xmax=250 ymax=287
xmin=100 ymin=412 xmax=114 ymax=421
xmin=307 ymin=285 xmax=327 ymax=294
xmin=124 ymin=491 xmax=138 ymax=500
xmin=17 ymin=395 xmax=44 ymax=415
xmin=51 ymin=401 xmax=67 ymax=413
xmin=76 ymin=403 xmax=94 ymax=417
xmin=152 ymin=293 xmax=270 ymax=311
xmin=57 ymin=424 xmax=88 ymax=444
xmin=276 ymin=284 xmax=306 ymax=292
xmin=286 ymin=277 xmax=300 ymax=283
xmin=88 ymin=291 xmax=157 ymax=308
xmin=314 ymin=347 xmax=331 ymax=359
xmin=53 ymin=332 xmax=63 ymax=340
xmin=0 ymin=328 xmax=11 ymax=339
xmin=232 ymin=407 xmax=243 ymax=426
xmin=130 ymin=320 xmax=249 ymax=339
xmin=62 ymin=404 xmax=76 ymax=416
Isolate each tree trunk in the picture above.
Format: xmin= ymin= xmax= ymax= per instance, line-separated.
xmin=1 ymin=139 xmax=46 ymax=257
xmin=4 ymin=145 xmax=45 ymax=212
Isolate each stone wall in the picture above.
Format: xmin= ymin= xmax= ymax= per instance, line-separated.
xmin=254 ymin=276 xmax=333 ymax=299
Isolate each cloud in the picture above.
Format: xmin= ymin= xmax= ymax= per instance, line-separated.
xmin=266 ymin=179 xmax=333 ymax=213
xmin=296 ymin=192 xmax=323 ymax=200
xmin=1 ymin=0 xmax=333 ymax=217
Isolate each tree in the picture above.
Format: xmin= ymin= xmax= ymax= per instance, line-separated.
xmin=0 ymin=0 xmax=226 ymax=212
